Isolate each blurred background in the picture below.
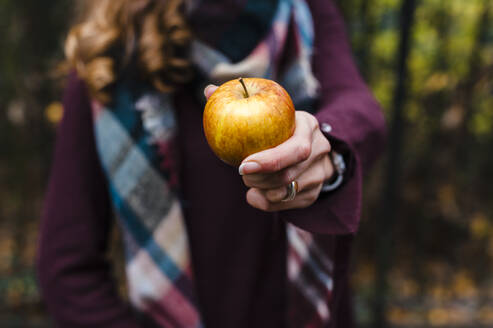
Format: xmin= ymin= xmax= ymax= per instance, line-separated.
xmin=0 ymin=0 xmax=492 ymax=327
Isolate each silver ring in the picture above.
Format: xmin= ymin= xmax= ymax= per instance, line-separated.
xmin=282 ymin=181 xmax=298 ymax=202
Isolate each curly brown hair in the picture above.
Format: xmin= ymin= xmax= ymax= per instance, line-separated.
xmin=65 ymin=0 xmax=193 ymax=103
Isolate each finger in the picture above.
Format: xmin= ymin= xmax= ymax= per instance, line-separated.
xmin=241 ymin=131 xmax=331 ymax=190
xmin=263 ymin=155 xmax=331 ymax=203
xmin=246 ymin=185 xmax=323 ymax=212
xmin=239 ymin=111 xmax=317 ymax=175
xmin=263 ymin=130 xmax=330 ymax=188
xmin=204 ymin=84 xmax=218 ymax=99
xmin=292 ymin=154 xmax=333 ymax=192
xmin=264 ymin=185 xmax=289 ymax=203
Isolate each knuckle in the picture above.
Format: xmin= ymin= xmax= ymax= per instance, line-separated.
xmin=311 ymin=174 xmax=323 ymax=187
xmin=265 ymin=157 xmax=282 ymax=172
xmin=297 ymin=140 xmax=311 ymax=161
xmin=281 ymin=169 xmax=295 ymax=185
xmin=242 ymin=176 xmax=254 ymax=188
xmin=300 ymin=111 xmax=317 ymax=129
xmin=310 ymin=116 xmax=320 ymax=131
xmin=267 ymin=188 xmax=283 ymax=202
xmin=314 ymin=140 xmax=331 ymax=159
xmin=321 ymin=137 xmax=331 ymax=153
xmin=247 ymin=189 xmax=274 ymax=212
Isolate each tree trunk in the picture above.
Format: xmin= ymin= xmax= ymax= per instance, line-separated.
xmin=372 ymin=0 xmax=418 ymax=327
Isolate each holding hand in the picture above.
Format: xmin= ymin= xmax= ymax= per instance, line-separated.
xmin=204 ymin=85 xmax=334 ymax=212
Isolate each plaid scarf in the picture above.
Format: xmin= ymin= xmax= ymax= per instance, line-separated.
xmin=92 ymin=0 xmax=333 ymax=326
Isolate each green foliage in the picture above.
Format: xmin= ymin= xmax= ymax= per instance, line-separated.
xmin=338 ymin=0 xmax=493 ymax=326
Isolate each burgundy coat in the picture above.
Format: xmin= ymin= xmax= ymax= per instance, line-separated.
xmin=37 ymin=1 xmax=386 ymax=327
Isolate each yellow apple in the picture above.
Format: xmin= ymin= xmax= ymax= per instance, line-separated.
xmin=203 ymin=77 xmax=296 ymax=166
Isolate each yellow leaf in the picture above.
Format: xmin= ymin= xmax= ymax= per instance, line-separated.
xmin=470 ymin=213 xmax=490 ymax=240
xmin=45 ymin=101 xmax=64 ymax=124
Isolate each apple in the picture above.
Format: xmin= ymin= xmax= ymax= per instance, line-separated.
xmin=203 ymin=77 xmax=296 ymax=166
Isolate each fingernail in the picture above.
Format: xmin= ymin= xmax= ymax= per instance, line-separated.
xmin=239 ymin=162 xmax=261 ymax=175
xmin=204 ymin=84 xmax=215 ymax=99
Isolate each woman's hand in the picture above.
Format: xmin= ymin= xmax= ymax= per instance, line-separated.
xmin=204 ymin=84 xmax=334 ymax=211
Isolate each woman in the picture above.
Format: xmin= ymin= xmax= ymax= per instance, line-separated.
xmin=37 ymin=0 xmax=386 ymax=327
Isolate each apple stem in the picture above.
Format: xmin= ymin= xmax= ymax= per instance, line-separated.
xmin=239 ymin=77 xmax=250 ymax=98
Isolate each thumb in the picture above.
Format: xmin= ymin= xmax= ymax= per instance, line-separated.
xmin=204 ymin=84 xmax=218 ymax=100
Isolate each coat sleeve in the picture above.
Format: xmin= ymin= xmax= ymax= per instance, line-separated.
xmin=280 ymin=0 xmax=387 ymax=234
xmin=36 ymin=73 xmax=141 ymax=328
